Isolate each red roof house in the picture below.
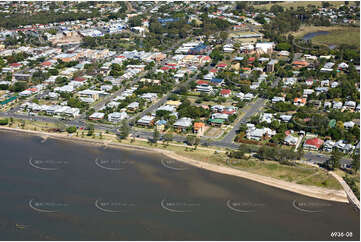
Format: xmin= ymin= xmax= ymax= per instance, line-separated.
xmin=248 ymin=57 xmax=256 ymax=63
xmin=293 ymin=98 xmax=307 ymax=106
xmin=303 ymin=137 xmax=324 ymax=150
xmin=210 ymin=68 xmax=218 ymax=73
xmin=217 ymin=63 xmax=227 ymax=68
xmin=197 ymin=80 xmax=209 ymax=85
xmin=41 ymin=61 xmax=52 ymax=67
xmin=74 ymin=77 xmax=86 ymax=82
xmin=220 ymin=89 xmax=231 ymax=97
xmin=10 ymin=63 xmax=21 ymax=68
xmin=161 ymin=66 xmax=170 ymax=71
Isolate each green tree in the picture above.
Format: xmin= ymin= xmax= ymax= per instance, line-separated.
xmin=152 ymin=128 xmax=160 ymax=144
xmin=86 ymin=124 xmax=94 ymax=136
xmin=66 ymin=126 xmax=77 ymax=133
xmin=351 ymin=154 xmax=360 ymax=173
xmin=186 ymin=135 xmax=196 ymax=146
xmin=325 ymin=150 xmax=342 ymax=170
xmin=194 ymin=137 xmax=200 ymax=150
xmin=118 ymin=119 xmax=130 ymax=139
xmin=163 ymin=133 xmax=173 ymax=145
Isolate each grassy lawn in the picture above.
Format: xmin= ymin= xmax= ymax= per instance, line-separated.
xmin=312 ymin=27 xmax=360 ymax=48
xmin=122 ymin=138 xmax=342 ymax=190
xmin=10 ymin=119 xmax=59 ymax=131
xmin=287 ymin=25 xmax=360 ymax=48
xmin=228 ymin=158 xmax=342 ymax=190
xmin=254 ymin=1 xmax=351 ymax=10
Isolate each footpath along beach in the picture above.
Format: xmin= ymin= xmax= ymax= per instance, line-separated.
xmin=0 ymin=126 xmax=349 ymax=203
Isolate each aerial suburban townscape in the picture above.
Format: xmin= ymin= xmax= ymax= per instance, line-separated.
xmin=0 ymin=1 xmax=359 ymax=241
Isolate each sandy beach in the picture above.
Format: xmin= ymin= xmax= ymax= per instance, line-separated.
xmin=0 ymin=126 xmax=349 ymax=203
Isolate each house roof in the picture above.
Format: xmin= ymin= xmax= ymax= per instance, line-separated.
xmin=294 ymin=97 xmax=306 ymax=103
xmin=208 ymin=118 xmax=224 ymax=124
xmin=41 ymin=61 xmax=52 ymax=66
xmin=220 ymin=89 xmax=231 ymax=95
xmin=211 ymin=78 xmax=223 ymax=83
xmin=248 ymin=57 xmax=255 ymax=62
xmin=74 ymin=77 xmax=86 ymax=82
xmin=328 ymin=119 xmax=336 ymax=128
xmin=197 ymin=80 xmax=209 ymax=85
xmin=292 ymin=60 xmax=309 ymax=66
xmin=10 ymin=63 xmax=21 ymax=67
xmin=209 ymin=68 xmax=218 ymax=73
xmin=305 ymin=138 xmax=324 ymax=149
xmin=217 ymin=63 xmax=227 ymax=68
xmin=193 ymin=122 xmax=205 ymax=129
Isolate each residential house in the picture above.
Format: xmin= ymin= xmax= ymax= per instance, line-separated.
xmin=211 ymin=113 xmax=229 ymax=120
xmin=303 ymin=137 xmax=324 ymax=150
xmin=303 ymin=89 xmax=314 ymax=97
xmin=292 ymin=60 xmax=309 ymax=69
xmin=222 ymin=106 xmax=237 ymax=115
xmin=323 ymin=140 xmax=335 ymax=152
xmin=335 ymin=140 xmax=355 ymax=153
xmin=294 ymin=98 xmax=306 ymax=106
xmin=280 ymin=114 xmax=292 ymax=122
xmin=77 ymin=89 xmax=107 ymax=101
xmin=127 ymin=102 xmax=139 ymax=112
xmin=235 ymin=92 xmax=244 ymax=99
xmin=260 ymin=113 xmax=273 ymax=124
xmin=208 ymin=118 xmax=224 ymax=127
xmin=140 ymin=93 xmax=158 ymax=102
xmin=324 ymin=101 xmax=332 ymax=109
xmin=284 ymin=135 xmax=298 ymax=146
xmin=174 ymin=117 xmax=193 ymax=131
xmin=89 ymin=112 xmax=105 ymax=120
xmin=196 ymin=82 xmax=213 ymax=94
xmin=267 ymin=59 xmax=278 ymax=73
xmin=210 ymin=78 xmax=224 ymax=86
xmin=107 ymin=101 xmax=120 ymax=108
xmin=193 ymin=122 xmax=205 ymax=136
xmin=272 ymin=96 xmax=285 ymax=103
xmin=246 ymin=127 xmax=275 ymax=141
xmin=338 ymin=62 xmax=348 ymax=70
xmin=137 ymin=115 xmax=155 ymax=126
xmin=108 ymin=112 xmax=129 ymax=123
xmin=243 ymin=93 xmax=254 ymax=101
xmin=344 ymin=101 xmax=356 ymax=110
xmin=344 ymin=121 xmax=355 ymax=129
xmin=333 ymin=101 xmax=343 ymax=110
xmin=284 ymin=77 xmax=297 ymax=86
xmin=220 ymin=89 xmax=231 ymax=98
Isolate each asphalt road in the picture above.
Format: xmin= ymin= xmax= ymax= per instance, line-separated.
xmin=221 ymin=97 xmax=266 ymax=144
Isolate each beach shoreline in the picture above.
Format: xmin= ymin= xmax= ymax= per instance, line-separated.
xmin=0 ymin=126 xmax=348 ymax=203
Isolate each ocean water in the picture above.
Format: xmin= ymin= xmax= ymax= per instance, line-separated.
xmin=0 ymin=130 xmax=359 ymax=240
